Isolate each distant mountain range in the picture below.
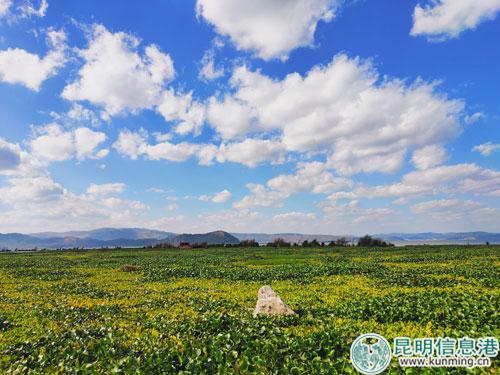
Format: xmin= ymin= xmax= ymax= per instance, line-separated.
xmin=376 ymin=232 xmax=500 ymax=245
xmin=0 ymin=232 xmax=162 ymax=250
xmin=232 ymin=233 xmax=347 ymax=244
xmin=170 ymin=231 xmax=240 ymax=246
xmin=234 ymin=232 xmax=500 ymax=245
xmin=0 ymin=228 xmax=239 ymax=250
xmin=0 ymin=228 xmax=498 ymax=250
xmin=31 ymin=227 xmax=175 ymax=241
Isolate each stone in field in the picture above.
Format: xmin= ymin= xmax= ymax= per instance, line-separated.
xmin=253 ymin=285 xmax=295 ymax=317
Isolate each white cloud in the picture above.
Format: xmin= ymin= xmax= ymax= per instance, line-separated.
xmin=0 ymin=174 xmax=152 ymax=233
xmin=403 ymin=164 xmax=478 ymax=187
xmin=412 ymin=144 xmax=448 ymax=170
xmin=267 ymin=161 xmax=352 ymax=195
xmin=49 ymin=104 xmax=101 ymax=128
xmin=412 ymin=199 xmax=480 ymax=214
xmin=411 ymin=0 xmax=500 ymax=40
xmin=273 ymin=211 xmax=316 ymax=223
xmin=152 ymin=132 xmax=173 ymax=142
xmin=196 ymin=0 xmax=339 ymax=60
xmin=99 ymin=197 xmax=123 ymax=209
xmin=321 ymin=200 xmax=396 ymax=223
xmin=30 ymin=124 xmax=107 ymax=163
xmin=165 ymin=203 xmax=178 ymax=211
xmin=67 ymin=104 xmax=101 ymax=127
xmin=0 ymin=139 xmax=44 ymax=178
xmin=217 ymin=138 xmax=284 ymax=167
xmin=0 ymin=136 xmax=148 ymax=233
xmin=410 ymin=199 xmax=497 ymax=226
xmin=112 ymin=129 xmax=147 ymax=160
xmin=209 ymin=54 xmax=463 ymax=175
xmin=101 ymin=197 xmax=147 ymax=211
xmin=156 ymin=90 xmax=205 ymax=136
xmin=18 ymin=0 xmax=48 ymax=18
xmin=472 ymin=142 xmax=500 ymax=156
xmin=30 ymin=124 xmax=74 ymax=162
xmin=0 ymin=138 xmax=21 ymax=171
xmin=211 ymin=189 xmax=232 ymax=203
xmin=464 ymin=112 xmax=485 ymax=125
xmin=113 ymin=129 xmax=284 ymax=167
xmin=199 ymin=47 xmax=224 ymax=81
xmin=233 ymin=161 xmax=352 ymax=209
xmin=148 ymin=187 xmax=166 ymax=193
xmin=328 ymin=191 xmax=357 ymax=201
xmin=233 ymin=183 xmax=287 ymax=210
xmin=0 ymin=0 xmax=12 ymax=16
xmin=0 ymin=173 xmax=296 ymax=233
xmin=0 ymin=0 xmax=48 ymax=20
xmin=0 ymin=176 xmax=64 ymax=206
xmin=62 ymin=24 xmax=175 ymax=117
xmin=112 ymin=54 xmax=465 ymax=176
xmin=353 ymin=163 xmax=500 ymax=200
xmin=86 ymin=182 xmax=125 ymax=196
xmin=319 ymin=199 xmax=398 ymax=229
xmin=145 ymin=141 xmax=204 ymax=163
xmin=0 ymin=29 xmax=67 ymax=91
xmin=206 ymin=96 xmax=255 ymax=139
xmin=192 ymin=209 xmax=262 ymax=232
xmin=113 ymin=130 xmax=199 ymax=163
xmin=74 ymin=127 xmax=108 ymax=160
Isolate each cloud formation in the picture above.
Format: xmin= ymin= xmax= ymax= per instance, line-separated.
xmin=196 ymin=0 xmax=339 ymax=60
xmin=62 ymin=25 xmax=175 ymax=117
xmin=208 ymin=54 xmax=464 ymax=174
xmin=199 ymin=189 xmax=232 ymax=203
xmin=87 ymin=183 xmax=126 ymax=196
xmin=410 ymin=199 xmax=497 ymax=229
xmin=113 ymin=129 xmax=284 ymax=168
xmin=18 ymin=0 xmax=48 ymax=19
xmin=411 ymin=145 xmax=448 ymax=170
xmin=412 ymin=0 xmax=500 ymax=40
xmin=0 ymin=0 xmax=48 ymax=20
xmin=345 ymin=163 xmax=500 ymax=201
xmin=30 ymin=124 xmax=108 ymax=162
xmin=273 ymin=211 xmax=316 ymax=223
xmin=234 ymin=162 xmax=352 ymax=209
xmin=0 ymin=0 xmax=12 ymax=16
xmin=473 ymin=142 xmax=500 ymax=156
xmin=0 ymin=138 xmax=21 ymax=171
xmin=0 ymin=29 xmax=66 ymax=91
xmin=199 ymin=46 xmax=224 ymax=81
xmin=157 ymin=90 xmax=205 ymax=136
xmin=0 ymin=3 xmax=498 ymax=235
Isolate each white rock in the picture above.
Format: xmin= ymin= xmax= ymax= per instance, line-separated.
xmin=253 ymin=285 xmax=295 ymax=317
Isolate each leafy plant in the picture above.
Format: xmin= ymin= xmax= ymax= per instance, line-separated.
xmin=0 ymin=245 xmax=498 ymax=373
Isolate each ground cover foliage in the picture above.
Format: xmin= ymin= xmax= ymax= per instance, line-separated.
xmin=0 ymin=245 xmax=498 ymax=373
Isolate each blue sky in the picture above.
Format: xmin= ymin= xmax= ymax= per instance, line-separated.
xmin=0 ymin=0 xmax=499 ymax=234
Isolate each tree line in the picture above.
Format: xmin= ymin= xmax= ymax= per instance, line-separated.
xmin=260 ymin=235 xmax=393 ymax=248
xmin=142 ymin=235 xmax=394 ymax=249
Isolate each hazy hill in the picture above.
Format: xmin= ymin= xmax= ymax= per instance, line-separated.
xmin=170 ymin=231 xmax=240 ymax=246
xmin=0 ymin=230 xmax=240 ymax=250
xmin=0 ymin=233 xmax=161 ymax=250
xmin=377 ymin=232 xmax=500 ymax=244
xmin=232 ymin=233 xmax=349 ymax=244
xmin=31 ymin=228 xmax=175 ymax=241
xmin=1 ymin=228 xmax=499 ymax=250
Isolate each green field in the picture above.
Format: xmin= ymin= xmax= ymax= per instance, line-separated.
xmin=0 ymin=245 xmax=498 ymax=374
